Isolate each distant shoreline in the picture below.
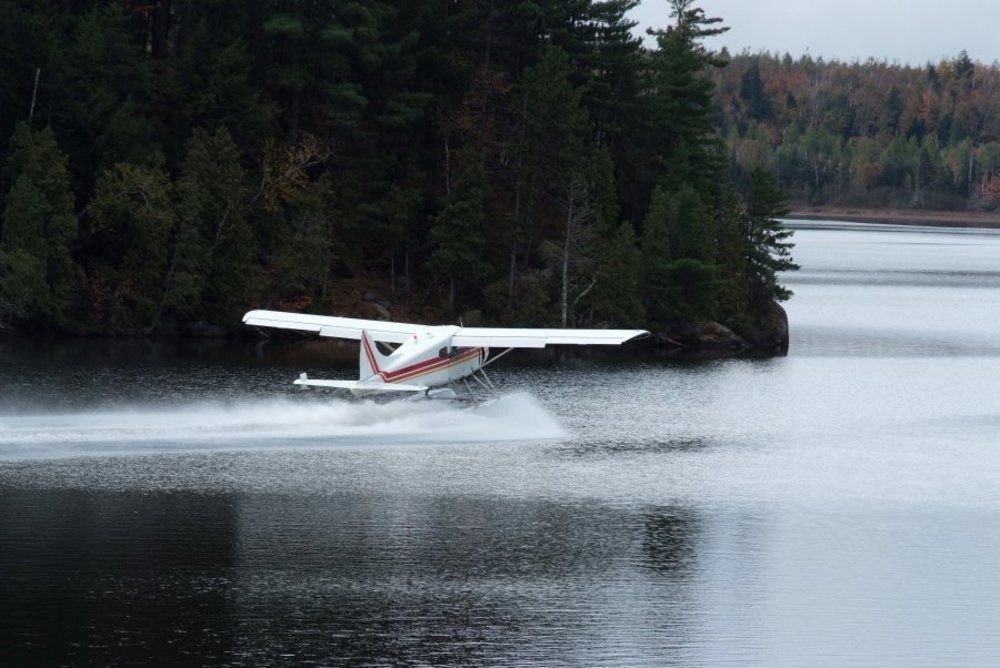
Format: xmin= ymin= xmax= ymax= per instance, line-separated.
xmin=786 ymin=206 xmax=1000 ymax=229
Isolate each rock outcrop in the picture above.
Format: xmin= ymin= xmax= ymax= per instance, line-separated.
xmin=650 ymin=320 xmax=746 ymax=352
xmin=646 ymin=301 xmax=789 ymax=356
xmin=758 ymin=300 xmax=790 ymax=353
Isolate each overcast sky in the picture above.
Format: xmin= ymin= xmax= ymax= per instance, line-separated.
xmin=631 ymin=0 xmax=1000 ymax=65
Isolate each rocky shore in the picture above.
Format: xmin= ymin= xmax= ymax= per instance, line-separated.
xmin=645 ymin=301 xmax=789 ymax=357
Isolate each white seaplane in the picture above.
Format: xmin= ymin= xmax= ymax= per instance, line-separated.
xmin=244 ymin=309 xmax=647 ymax=400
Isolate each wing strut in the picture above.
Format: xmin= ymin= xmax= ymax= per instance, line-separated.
xmin=481 ymin=347 xmax=515 ymax=368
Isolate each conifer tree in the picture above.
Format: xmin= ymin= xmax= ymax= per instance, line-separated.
xmin=640 ymin=187 xmax=675 ymax=326
xmin=665 ymin=258 xmax=722 ymax=320
xmin=87 ymin=162 xmax=174 ymax=329
xmin=714 ymin=186 xmax=750 ymax=329
xmin=739 ymin=58 xmax=770 ymax=120
xmin=429 ymin=144 xmax=490 ymax=311
xmin=171 ymin=18 xmax=274 ymax=151
xmin=516 ymin=46 xmax=590 ymax=255
xmin=189 ymin=128 xmax=255 ymax=320
xmin=50 ymin=4 xmax=157 ymax=184
xmin=153 ymin=127 xmax=256 ymax=327
xmin=588 ymin=221 xmax=644 ymax=326
xmin=585 ymin=0 xmax=644 ymax=143
xmin=575 ymin=147 xmax=643 ymax=327
xmin=0 ymin=179 xmax=56 ymax=323
xmin=269 ymin=178 xmax=335 ymax=304
xmin=508 ymin=46 xmax=593 ymax=322
xmin=743 ymin=167 xmax=797 ymax=305
xmin=0 ymin=125 xmax=78 ymax=326
xmin=645 ymin=0 xmax=729 ymax=195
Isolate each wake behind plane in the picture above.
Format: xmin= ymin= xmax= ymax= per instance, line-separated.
xmin=244 ymin=310 xmax=648 ymax=400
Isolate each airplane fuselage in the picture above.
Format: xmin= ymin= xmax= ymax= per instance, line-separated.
xmin=354 ymin=326 xmax=488 ymax=396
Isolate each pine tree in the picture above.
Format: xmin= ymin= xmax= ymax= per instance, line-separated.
xmin=0 ymin=124 xmax=78 ymax=326
xmin=645 ymin=0 xmax=729 ymax=195
xmin=509 ymin=46 xmax=591 ymax=319
xmin=574 ymin=146 xmax=643 ymax=327
xmin=884 ymin=86 xmax=905 ymax=134
xmin=640 ymin=187 xmax=675 ymax=326
xmin=87 ymin=161 xmax=174 ymax=329
xmin=149 ymin=126 xmax=256 ymax=328
xmin=50 ymin=4 xmax=157 ymax=183
xmin=665 ymin=258 xmax=722 ymax=320
xmin=268 ymin=178 xmax=335 ymax=305
xmin=585 ymin=0 xmax=644 ymax=143
xmin=630 ymin=0 xmax=729 ymax=324
xmin=743 ymin=167 xmax=797 ymax=305
xmin=429 ymin=144 xmax=491 ymax=311
xmin=954 ymin=50 xmax=974 ymax=88
xmin=670 ymin=182 xmax=716 ymax=263
xmin=714 ymin=186 xmax=750 ymax=330
xmin=170 ymin=18 xmax=274 ymax=151
xmin=186 ymin=127 xmax=256 ymax=321
xmin=739 ymin=58 xmax=771 ymax=120
xmin=588 ymin=221 xmax=644 ymax=326
xmin=0 ymin=179 xmax=54 ymax=323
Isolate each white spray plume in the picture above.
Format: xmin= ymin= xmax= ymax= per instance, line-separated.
xmin=0 ymin=392 xmax=567 ymax=461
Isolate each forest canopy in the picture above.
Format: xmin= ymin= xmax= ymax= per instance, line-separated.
xmin=713 ymin=51 xmax=1000 ymax=210
xmin=0 ymin=0 xmax=795 ymax=342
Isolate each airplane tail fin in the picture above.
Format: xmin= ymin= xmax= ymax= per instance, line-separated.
xmin=359 ymin=329 xmax=390 ymax=380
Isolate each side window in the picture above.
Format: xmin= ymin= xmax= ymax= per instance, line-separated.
xmin=438 ymin=347 xmax=448 ymax=358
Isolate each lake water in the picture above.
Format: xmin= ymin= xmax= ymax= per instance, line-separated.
xmin=3 ymin=221 xmax=1000 ymax=665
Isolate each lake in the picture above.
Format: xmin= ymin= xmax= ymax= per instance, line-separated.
xmin=3 ymin=220 xmax=1000 ymax=666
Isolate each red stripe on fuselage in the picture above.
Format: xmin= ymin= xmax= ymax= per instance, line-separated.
xmin=379 ymin=347 xmax=481 ymax=384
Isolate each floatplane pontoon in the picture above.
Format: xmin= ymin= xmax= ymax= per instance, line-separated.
xmin=244 ymin=310 xmax=647 ymax=400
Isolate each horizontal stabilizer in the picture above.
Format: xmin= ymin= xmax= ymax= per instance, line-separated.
xmin=293 ymin=373 xmax=427 ymax=393
xmin=292 ymin=375 xmax=358 ymax=390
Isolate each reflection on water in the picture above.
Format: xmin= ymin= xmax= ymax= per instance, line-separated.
xmin=4 ymin=221 xmax=1000 ymax=665
xmin=1 ymin=491 xmax=238 ymax=665
xmin=642 ymin=508 xmax=701 ymax=575
xmin=1 ymin=491 xmax=711 ymax=665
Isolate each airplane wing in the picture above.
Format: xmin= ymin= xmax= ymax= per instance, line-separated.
xmin=450 ymin=326 xmax=648 ymax=349
xmin=243 ymin=309 xmax=418 ymax=343
xmin=244 ymin=309 xmax=647 ymax=348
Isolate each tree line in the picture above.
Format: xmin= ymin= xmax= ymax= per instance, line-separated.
xmin=0 ymin=0 xmax=794 ymax=341
xmin=713 ymin=51 xmax=1000 ymax=210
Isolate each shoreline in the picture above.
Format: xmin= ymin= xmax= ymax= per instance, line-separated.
xmin=786 ymin=206 xmax=1000 ymax=229
xmin=0 ymin=311 xmax=789 ymax=360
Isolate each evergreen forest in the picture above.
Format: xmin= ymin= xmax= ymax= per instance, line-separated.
xmin=0 ymin=0 xmax=795 ymax=343
xmin=714 ymin=52 xmax=1000 ymax=209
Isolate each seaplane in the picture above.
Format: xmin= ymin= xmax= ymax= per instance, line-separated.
xmin=243 ymin=310 xmax=648 ymax=400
